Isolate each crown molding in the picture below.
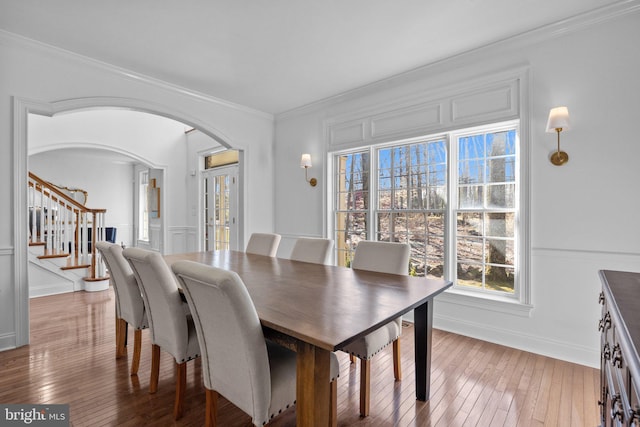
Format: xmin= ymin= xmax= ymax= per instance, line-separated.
xmin=0 ymin=29 xmax=274 ymax=121
xmin=277 ymin=0 xmax=640 ymax=120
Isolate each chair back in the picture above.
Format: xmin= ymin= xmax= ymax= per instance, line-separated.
xmin=96 ymin=242 xmax=146 ymax=329
xmin=351 ymin=241 xmax=410 ymax=275
xmin=122 ymin=247 xmax=192 ymax=361
xmin=172 ymin=260 xmax=272 ymax=422
xmin=290 ymin=237 xmax=332 ymax=264
xmin=246 ymin=232 xmax=281 ymax=256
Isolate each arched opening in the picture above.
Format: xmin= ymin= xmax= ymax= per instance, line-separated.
xmin=13 ymin=96 xmax=244 ymax=346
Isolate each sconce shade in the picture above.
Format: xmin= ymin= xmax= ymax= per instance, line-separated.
xmin=300 ymin=153 xmax=317 ymax=186
xmin=546 ymin=106 xmax=571 ymax=132
xmin=300 ymin=153 xmax=312 ymax=168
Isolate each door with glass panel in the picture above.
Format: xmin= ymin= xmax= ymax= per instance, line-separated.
xmin=203 ymin=165 xmax=238 ymax=251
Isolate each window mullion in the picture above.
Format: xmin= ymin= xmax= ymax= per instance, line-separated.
xmin=369 ymin=146 xmax=377 ymax=241
xmin=446 ymin=134 xmax=456 ymax=284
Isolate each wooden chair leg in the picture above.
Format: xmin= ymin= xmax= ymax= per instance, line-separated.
xmin=114 ymin=317 xmax=120 ymax=355
xmin=359 ymin=359 xmax=370 ymax=417
xmin=130 ymin=329 xmax=142 ymax=376
xmin=150 ymin=344 xmax=160 ymax=393
xmin=330 ymin=379 xmax=337 ymax=427
xmin=393 ymin=338 xmax=401 ymax=381
xmin=174 ymin=361 xmax=187 ymax=420
xmin=205 ymin=389 xmax=218 ymax=427
xmin=350 ymin=354 xmax=356 ymax=364
xmin=116 ymin=318 xmax=127 ymax=358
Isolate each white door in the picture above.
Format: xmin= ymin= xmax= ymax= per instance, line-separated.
xmin=203 ymin=165 xmax=238 ymax=251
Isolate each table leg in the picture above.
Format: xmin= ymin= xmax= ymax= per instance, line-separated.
xmin=296 ymin=341 xmax=331 ymax=426
xmin=414 ymin=298 xmax=433 ymax=401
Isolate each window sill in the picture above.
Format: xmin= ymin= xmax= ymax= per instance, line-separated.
xmin=435 ymin=287 xmax=533 ymax=317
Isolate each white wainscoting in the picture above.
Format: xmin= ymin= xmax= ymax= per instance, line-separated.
xmin=434 ymin=247 xmax=640 ymax=368
xmin=0 ymin=247 xmax=17 ymax=351
xmin=169 ymin=226 xmax=198 ymax=255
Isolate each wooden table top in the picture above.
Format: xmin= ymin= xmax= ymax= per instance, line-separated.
xmin=165 ymin=250 xmax=452 ymax=351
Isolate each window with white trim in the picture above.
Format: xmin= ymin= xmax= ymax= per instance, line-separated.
xmin=138 ymin=170 xmax=149 ymax=242
xmin=331 ymin=120 xmax=520 ymax=297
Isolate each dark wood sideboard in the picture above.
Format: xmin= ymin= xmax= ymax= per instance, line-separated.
xmin=599 ymin=270 xmax=640 ymax=426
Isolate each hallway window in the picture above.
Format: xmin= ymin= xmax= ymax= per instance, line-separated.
xmin=138 ymin=170 xmax=149 ymax=241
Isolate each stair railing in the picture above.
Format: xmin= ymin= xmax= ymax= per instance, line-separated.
xmin=28 ymin=172 xmax=108 ymax=281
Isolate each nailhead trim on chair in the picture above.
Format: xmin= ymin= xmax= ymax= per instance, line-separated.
xmin=348 ymin=336 xmax=399 ymax=360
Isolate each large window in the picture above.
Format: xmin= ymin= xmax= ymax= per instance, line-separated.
xmin=453 ymin=124 xmax=517 ymax=293
xmin=334 ymin=151 xmax=370 ymax=267
xmin=332 ymin=120 xmax=520 ymax=297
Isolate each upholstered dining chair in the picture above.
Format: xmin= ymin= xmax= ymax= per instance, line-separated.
xmin=172 ymin=260 xmax=340 ymax=427
xmin=289 ymin=237 xmax=333 ymax=264
xmin=96 ymin=241 xmax=147 ymax=375
xmin=245 ymin=232 xmax=281 ymax=257
xmin=122 ymin=247 xmax=200 ymax=420
xmin=340 ymin=240 xmax=410 ymax=417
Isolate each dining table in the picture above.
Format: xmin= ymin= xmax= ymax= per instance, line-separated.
xmin=164 ymin=250 xmax=452 ymax=426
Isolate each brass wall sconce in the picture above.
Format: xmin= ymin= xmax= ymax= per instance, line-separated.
xmin=300 ymin=154 xmax=317 ymax=187
xmin=546 ymin=106 xmax=571 ymax=166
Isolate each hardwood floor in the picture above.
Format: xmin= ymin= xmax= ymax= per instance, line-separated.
xmin=0 ymin=288 xmax=600 ymax=426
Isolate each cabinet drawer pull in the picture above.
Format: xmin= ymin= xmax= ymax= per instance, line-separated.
xmin=599 ymin=291 xmax=605 ymax=305
xmin=599 ymin=312 xmax=612 ymax=332
xmin=603 ymin=343 xmax=611 ymax=361
xmin=629 ymin=406 xmax=640 ymax=425
xmin=612 ymin=344 xmax=623 ymax=368
xmin=611 ymin=394 xmax=624 ymax=422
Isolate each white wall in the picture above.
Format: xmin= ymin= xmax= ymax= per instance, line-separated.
xmin=274 ymin=9 xmax=640 ymax=367
xmin=0 ymin=31 xmax=276 ymax=350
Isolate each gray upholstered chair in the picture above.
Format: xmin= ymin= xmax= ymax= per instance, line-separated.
xmin=172 ymin=260 xmax=340 ymax=427
xmin=122 ymin=247 xmax=200 ymax=420
xmin=245 ymin=232 xmax=281 ymax=257
xmin=340 ymin=240 xmax=410 ymax=417
xmin=96 ymin=241 xmax=147 ymax=375
xmin=290 ymin=237 xmax=333 ymax=265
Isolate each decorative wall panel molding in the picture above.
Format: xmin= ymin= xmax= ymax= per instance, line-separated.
xmin=329 ymin=120 xmax=366 ymax=147
xmin=326 ymin=67 xmax=526 ymax=150
xmin=371 ymin=102 xmax=443 ymax=140
xmin=169 ymin=226 xmax=198 ymax=254
xmin=450 ymin=81 xmax=518 ymax=124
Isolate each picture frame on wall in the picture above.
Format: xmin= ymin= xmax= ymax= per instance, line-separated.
xmin=149 ymin=179 xmax=160 ymax=218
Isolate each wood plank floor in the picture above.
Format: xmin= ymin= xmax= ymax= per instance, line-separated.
xmin=0 ymin=288 xmax=600 ymax=426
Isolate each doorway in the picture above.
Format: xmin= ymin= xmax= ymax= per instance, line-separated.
xmin=203 ymin=164 xmax=239 ymax=251
xmin=13 ymin=96 xmax=240 ymax=348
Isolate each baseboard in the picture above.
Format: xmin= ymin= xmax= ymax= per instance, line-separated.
xmin=30 ymin=283 xmax=74 ymax=298
xmin=0 ymin=333 xmax=16 ymax=352
xmin=432 ymin=313 xmax=600 ymax=368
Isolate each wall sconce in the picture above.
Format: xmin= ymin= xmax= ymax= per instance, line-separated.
xmin=546 ymin=106 xmax=571 ymax=166
xmin=300 ymin=154 xmax=317 ymax=187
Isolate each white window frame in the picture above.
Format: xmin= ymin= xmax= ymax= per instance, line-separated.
xmin=329 ymin=120 xmax=531 ymax=316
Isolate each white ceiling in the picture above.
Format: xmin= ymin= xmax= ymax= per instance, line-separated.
xmin=0 ymin=0 xmax=627 ymax=114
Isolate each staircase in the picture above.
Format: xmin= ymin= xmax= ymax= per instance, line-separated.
xmin=28 ymin=172 xmax=110 ymax=297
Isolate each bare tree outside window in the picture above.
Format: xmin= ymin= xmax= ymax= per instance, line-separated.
xmin=331 ymin=122 xmax=518 ymax=295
